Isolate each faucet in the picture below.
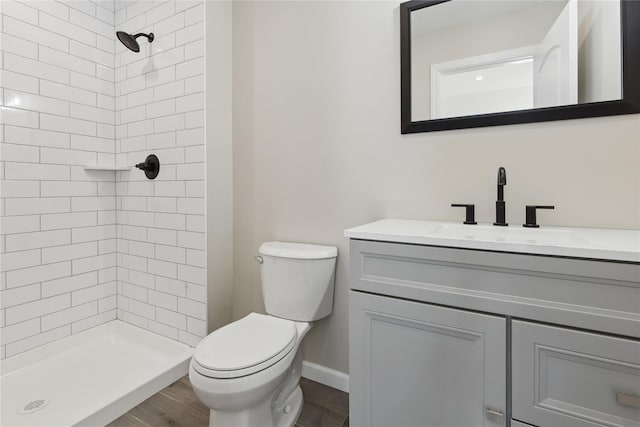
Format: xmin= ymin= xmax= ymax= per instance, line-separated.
xmin=493 ymin=167 xmax=508 ymax=226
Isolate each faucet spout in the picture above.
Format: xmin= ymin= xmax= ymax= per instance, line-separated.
xmin=494 ymin=167 xmax=508 ymax=226
xmin=497 ymin=167 xmax=506 ymax=201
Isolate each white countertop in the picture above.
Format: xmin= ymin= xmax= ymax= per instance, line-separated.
xmin=344 ymin=219 xmax=640 ymax=262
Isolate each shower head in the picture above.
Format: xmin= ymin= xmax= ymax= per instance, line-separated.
xmin=116 ymin=31 xmax=154 ymax=53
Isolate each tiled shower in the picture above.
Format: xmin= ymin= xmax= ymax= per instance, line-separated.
xmin=0 ymin=0 xmax=207 ymax=359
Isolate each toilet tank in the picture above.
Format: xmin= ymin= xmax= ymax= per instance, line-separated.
xmin=258 ymin=242 xmax=337 ymax=322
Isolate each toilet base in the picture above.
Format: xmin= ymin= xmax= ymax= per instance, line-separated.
xmin=208 ymin=385 xmax=303 ymax=427
xmin=273 ymin=385 xmax=303 ymax=427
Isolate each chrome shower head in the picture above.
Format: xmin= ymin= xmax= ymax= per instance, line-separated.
xmin=116 ymin=31 xmax=154 ymax=53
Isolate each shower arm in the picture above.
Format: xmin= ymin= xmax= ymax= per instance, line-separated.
xmin=133 ymin=33 xmax=154 ymax=42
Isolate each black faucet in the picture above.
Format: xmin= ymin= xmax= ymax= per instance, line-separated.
xmin=493 ymin=167 xmax=508 ymax=226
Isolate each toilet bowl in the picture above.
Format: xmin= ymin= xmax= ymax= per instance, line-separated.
xmin=189 ymin=242 xmax=337 ymax=427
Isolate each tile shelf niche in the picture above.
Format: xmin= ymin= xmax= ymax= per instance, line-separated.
xmin=83 ymin=165 xmax=132 ymax=171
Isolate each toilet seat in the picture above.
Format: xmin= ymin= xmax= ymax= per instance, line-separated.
xmin=193 ymin=313 xmax=297 ymax=379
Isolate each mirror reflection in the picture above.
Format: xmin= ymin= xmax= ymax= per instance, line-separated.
xmin=410 ymin=0 xmax=622 ymax=121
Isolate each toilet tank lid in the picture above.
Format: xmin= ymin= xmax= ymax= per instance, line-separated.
xmin=259 ymin=241 xmax=337 ymax=259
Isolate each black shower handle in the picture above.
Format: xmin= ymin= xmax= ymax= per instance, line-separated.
xmin=135 ymin=161 xmax=151 ymax=171
xmin=136 ymin=154 xmax=160 ymax=180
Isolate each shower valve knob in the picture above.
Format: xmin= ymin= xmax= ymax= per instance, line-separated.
xmin=135 ymin=154 xmax=160 ymax=180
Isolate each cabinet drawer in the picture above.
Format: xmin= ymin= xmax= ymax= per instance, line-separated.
xmin=512 ymin=321 xmax=640 ymax=427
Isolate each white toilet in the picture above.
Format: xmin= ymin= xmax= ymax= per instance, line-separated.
xmin=189 ymin=241 xmax=337 ymax=427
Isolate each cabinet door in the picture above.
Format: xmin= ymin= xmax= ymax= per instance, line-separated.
xmin=512 ymin=320 xmax=640 ymax=427
xmin=349 ymin=291 xmax=506 ymax=427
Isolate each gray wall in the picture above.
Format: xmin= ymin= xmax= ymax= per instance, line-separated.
xmin=205 ymin=1 xmax=233 ymax=333
xmin=231 ymin=1 xmax=640 ymax=375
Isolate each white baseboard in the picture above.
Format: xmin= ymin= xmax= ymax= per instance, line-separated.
xmin=301 ymin=360 xmax=349 ymax=393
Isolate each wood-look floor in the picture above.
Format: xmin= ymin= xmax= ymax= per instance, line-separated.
xmin=108 ymin=376 xmax=349 ymax=427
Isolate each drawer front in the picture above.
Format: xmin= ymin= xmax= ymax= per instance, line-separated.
xmin=349 ymin=240 xmax=640 ymax=339
xmin=512 ymin=320 xmax=640 ymax=427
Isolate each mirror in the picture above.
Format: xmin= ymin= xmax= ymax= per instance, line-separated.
xmin=400 ymin=0 xmax=640 ymax=133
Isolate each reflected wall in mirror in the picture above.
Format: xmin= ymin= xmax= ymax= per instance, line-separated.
xmin=400 ymin=0 xmax=640 ymax=133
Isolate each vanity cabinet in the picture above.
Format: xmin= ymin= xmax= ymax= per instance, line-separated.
xmin=347 ymin=238 xmax=640 ymax=427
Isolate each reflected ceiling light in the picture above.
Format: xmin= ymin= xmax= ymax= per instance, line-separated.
xmin=7 ymin=96 xmax=21 ymax=107
xmin=476 ymin=76 xmax=484 ymax=81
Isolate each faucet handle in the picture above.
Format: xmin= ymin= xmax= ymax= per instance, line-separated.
xmin=523 ymin=205 xmax=555 ymax=228
xmin=451 ymin=204 xmax=477 ymax=225
xmin=134 ymin=154 xmax=160 ymax=180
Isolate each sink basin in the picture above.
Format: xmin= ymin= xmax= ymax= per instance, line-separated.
xmin=429 ymin=223 xmax=593 ymax=246
xmin=344 ymin=219 xmax=640 ymax=262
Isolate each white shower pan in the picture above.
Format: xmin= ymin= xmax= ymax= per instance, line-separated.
xmin=0 ymin=320 xmax=193 ymax=426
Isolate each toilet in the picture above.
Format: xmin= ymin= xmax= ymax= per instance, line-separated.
xmin=189 ymin=241 xmax=337 ymax=427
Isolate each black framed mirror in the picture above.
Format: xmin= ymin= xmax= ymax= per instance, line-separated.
xmin=401 ymin=0 xmax=640 ymax=133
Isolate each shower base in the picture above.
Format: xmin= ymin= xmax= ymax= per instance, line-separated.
xmin=0 ymin=320 xmax=193 ymax=426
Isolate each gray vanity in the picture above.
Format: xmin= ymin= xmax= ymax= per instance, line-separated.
xmin=345 ymin=219 xmax=640 ymax=427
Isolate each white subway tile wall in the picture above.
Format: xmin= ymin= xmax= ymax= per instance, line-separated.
xmin=0 ymin=0 xmax=206 ymax=358
xmin=114 ymin=0 xmax=205 ymax=347
xmin=0 ymin=0 xmax=117 ymax=359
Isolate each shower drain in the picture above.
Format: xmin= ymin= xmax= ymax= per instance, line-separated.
xmin=17 ymin=397 xmax=51 ymax=415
